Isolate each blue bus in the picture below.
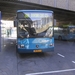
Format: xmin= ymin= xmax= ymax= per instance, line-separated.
xmin=54 ymin=26 xmax=75 ymax=40
xmin=14 ymin=10 xmax=54 ymax=53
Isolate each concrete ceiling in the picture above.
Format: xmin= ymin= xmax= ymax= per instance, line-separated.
xmin=0 ymin=0 xmax=75 ymax=22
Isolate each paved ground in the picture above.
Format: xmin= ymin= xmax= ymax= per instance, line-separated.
xmin=0 ymin=37 xmax=75 ymax=75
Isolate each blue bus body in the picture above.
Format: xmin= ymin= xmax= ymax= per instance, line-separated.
xmin=15 ymin=10 xmax=54 ymax=53
xmin=18 ymin=38 xmax=54 ymax=53
xmin=54 ymin=26 xmax=75 ymax=40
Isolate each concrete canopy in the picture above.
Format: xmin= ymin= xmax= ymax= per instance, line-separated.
xmin=0 ymin=0 xmax=75 ymax=22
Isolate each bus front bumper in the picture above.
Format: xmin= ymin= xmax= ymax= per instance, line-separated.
xmin=17 ymin=47 xmax=54 ymax=53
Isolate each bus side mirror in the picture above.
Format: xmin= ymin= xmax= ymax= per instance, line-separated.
xmin=14 ymin=20 xmax=18 ymax=27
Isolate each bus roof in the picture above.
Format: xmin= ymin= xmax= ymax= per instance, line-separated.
xmin=17 ymin=10 xmax=53 ymax=13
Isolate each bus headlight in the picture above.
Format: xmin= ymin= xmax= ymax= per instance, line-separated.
xmin=21 ymin=44 xmax=24 ymax=48
xmin=18 ymin=44 xmax=24 ymax=48
xmin=50 ymin=43 xmax=54 ymax=46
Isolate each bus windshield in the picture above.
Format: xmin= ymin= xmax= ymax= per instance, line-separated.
xmin=62 ymin=28 xmax=69 ymax=34
xmin=69 ymin=27 xmax=75 ymax=34
xmin=17 ymin=12 xmax=53 ymax=38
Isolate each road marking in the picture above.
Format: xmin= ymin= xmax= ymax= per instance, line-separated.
xmin=72 ymin=61 xmax=75 ymax=64
xmin=25 ymin=68 xmax=75 ymax=75
xmin=57 ymin=53 xmax=65 ymax=58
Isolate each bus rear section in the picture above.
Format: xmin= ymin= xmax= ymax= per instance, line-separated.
xmin=66 ymin=26 xmax=75 ymax=40
xmin=54 ymin=26 xmax=75 ymax=40
xmin=15 ymin=10 xmax=54 ymax=53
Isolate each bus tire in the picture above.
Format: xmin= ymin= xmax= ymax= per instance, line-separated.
xmin=58 ymin=36 xmax=62 ymax=40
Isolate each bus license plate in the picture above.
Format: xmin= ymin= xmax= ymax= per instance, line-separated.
xmin=34 ymin=50 xmax=42 ymax=52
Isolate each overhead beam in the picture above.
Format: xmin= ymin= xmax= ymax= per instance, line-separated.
xmin=0 ymin=0 xmax=75 ymax=21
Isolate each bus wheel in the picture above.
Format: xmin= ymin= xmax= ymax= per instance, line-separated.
xmin=58 ymin=36 xmax=62 ymax=40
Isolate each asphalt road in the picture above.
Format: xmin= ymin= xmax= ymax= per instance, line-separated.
xmin=0 ymin=37 xmax=75 ymax=75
